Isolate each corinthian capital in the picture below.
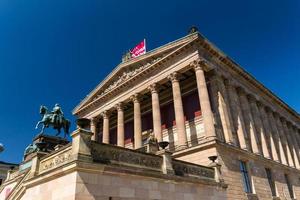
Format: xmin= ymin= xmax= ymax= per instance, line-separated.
xmin=167 ymin=72 xmax=180 ymax=83
xmin=130 ymin=93 xmax=141 ymax=103
xmin=101 ymin=110 xmax=110 ymax=119
xmin=148 ymin=83 xmax=159 ymax=94
xmin=190 ymin=58 xmax=208 ymax=71
xmin=115 ymin=102 xmax=124 ymax=111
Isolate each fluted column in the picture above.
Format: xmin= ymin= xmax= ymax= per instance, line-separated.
xmin=287 ymin=124 xmax=300 ymax=168
xmin=168 ymin=72 xmax=187 ymax=147
xmin=282 ymin=120 xmax=299 ymax=168
xmin=116 ymin=103 xmax=125 ymax=147
xmin=191 ymin=59 xmax=216 ymax=138
xmin=268 ymin=111 xmax=287 ymax=165
xmin=238 ymin=90 xmax=260 ymax=154
xmin=226 ymin=81 xmax=248 ymax=150
xmin=293 ymin=127 xmax=300 ymax=155
xmin=258 ymin=104 xmax=278 ymax=160
xmin=130 ymin=94 xmax=142 ymax=149
xmin=214 ymin=75 xmax=236 ymax=145
xmin=249 ymin=100 xmax=270 ymax=158
xmin=90 ymin=117 xmax=99 ymax=141
xmin=102 ymin=111 xmax=110 ymax=144
xmin=275 ymin=116 xmax=294 ymax=167
xmin=148 ymin=83 xmax=162 ymax=142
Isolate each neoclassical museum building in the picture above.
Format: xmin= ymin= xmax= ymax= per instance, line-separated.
xmin=73 ymin=29 xmax=300 ymax=199
xmin=0 ymin=29 xmax=299 ymax=200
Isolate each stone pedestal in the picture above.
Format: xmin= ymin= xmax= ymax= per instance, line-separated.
xmin=33 ymin=134 xmax=69 ymax=150
xmin=157 ymin=149 xmax=174 ymax=175
xmin=71 ymin=128 xmax=93 ymax=161
xmin=24 ymin=134 xmax=69 ymax=162
xmin=208 ymin=161 xmax=223 ymax=183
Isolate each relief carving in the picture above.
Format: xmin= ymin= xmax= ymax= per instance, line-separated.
xmin=39 ymin=149 xmax=72 ymax=172
xmin=91 ymin=143 xmax=162 ymax=170
xmin=172 ymin=161 xmax=214 ymax=179
xmin=98 ymin=57 xmax=162 ymax=97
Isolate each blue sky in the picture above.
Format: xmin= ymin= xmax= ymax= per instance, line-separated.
xmin=0 ymin=0 xmax=299 ymax=163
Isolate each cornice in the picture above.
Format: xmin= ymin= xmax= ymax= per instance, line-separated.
xmin=74 ymin=37 xmax=199 ymax=117
xmin=195 ymin=37 xmax=300 ymax=122
xmin=73 ymin=32 xmax=199 ymax=114
xmin=73 ymin=31 xmax=299 ymax=124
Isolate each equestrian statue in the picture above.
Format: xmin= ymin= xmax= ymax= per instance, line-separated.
xmin=35 ymin=104 xmax=71 ymax=138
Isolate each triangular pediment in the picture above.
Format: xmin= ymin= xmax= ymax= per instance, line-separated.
xmin=73 ymin=33 xmax=199 ymax=114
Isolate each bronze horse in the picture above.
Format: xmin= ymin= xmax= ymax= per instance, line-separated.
xmin=35 ymin=106 xmax=70 ymax=138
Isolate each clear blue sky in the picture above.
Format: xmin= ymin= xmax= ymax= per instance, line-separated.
xmin=0 ymin=0 xmax=299 ymax=163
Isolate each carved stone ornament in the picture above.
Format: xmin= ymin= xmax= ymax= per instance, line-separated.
xmin=130 ymin=93 xmax=141 ymax=103
xmin=148 ymin=83 xmax=159 ymax=94
xmin=39 ymin=149 xmax=72 ymax=172
xmin=190 ymin=58 xmax=207 ymax=71
xmin=167 ymin=72 xmax=179 ymax=83
xmin=91 ymin=143 xmax=162 ymax=170
xmin=98 ymin=57 xmax=162 ymax=97
xmin=172 ymin=161 xmax=215 ymax=179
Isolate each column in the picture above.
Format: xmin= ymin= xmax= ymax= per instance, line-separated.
xmin=258 ymin=104 xmax=277 ymax=160
xmin=268 ymin=111 xmax=287 ymax=165
xmin=238 ymin=89 xmax=260 ymax=154
xmin=116 ymin=103 xmax=125 ymax=147
xmin=275 ymin=115 xmax=294 ymax=167
xmin=90 ymin=117 xmax=99 ymax=141
xmin=287 ymin=124 xmax=300 ymax=168
xmin=282 ymin=120 xmax=299 ymax=168
xmin=211 ymin=74 xmax=236 ymax=144
xmin=225 ymin=80 xmax=248 ymax=150
xmin=191 ymin=59 xmax=216 ymax=138
xmin=130 ymin=94 xmax=142 ymax=149
xmin=293 ymin=127 xmax=300 ymax=155
xmin=248 ymin=99 xmax=270 ymax=158
xmin=102 ymin=111 xmax=110 ymax=144
xmin=168 ymin=72 xmax=187 ymax=147
xmin=148 ymin=83 xmax=163 ymax=142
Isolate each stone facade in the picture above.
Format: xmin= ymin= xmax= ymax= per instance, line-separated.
xmin=72 ymin=30 xmax=300 ymax=199
xmin=0 ymin=129 xmax=226 ymax=200
xmin=0 ymin=161 xmax=17 ymax=186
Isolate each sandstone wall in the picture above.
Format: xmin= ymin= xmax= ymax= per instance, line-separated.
xmin=75 ymin=171 xmax=226 ymax=200
xmin=176 ymin=144 xmax=300 ymax=200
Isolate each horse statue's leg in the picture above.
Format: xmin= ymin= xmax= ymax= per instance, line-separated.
xmin=35 ymin=121 xmax=42 ymax=129
xmin=41 ymin=125 xmax=45 ymax=134
xmin=55 ymin=128 xmax=61 ymax=136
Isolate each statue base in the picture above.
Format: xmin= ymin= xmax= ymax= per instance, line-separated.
xmin=24 ymin=134 xmax=70 ymax=162
xmin=33 ymin=133 xmax=69 ymax=150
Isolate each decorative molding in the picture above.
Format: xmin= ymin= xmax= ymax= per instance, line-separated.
xmin=39 ymin=148 xmax=72 ymax=173
xmin=172 ymin=160 xmax=214 ymax=179
xmin=101 ymin=110 xmax=110 ymax=119
xmin=91 ymin=143 xmax=162 ymax=171
xmin=167 ymin=72 xmax=180 ymax=83
xmin=99 ymin=57 xmax=162 ymax=97
xmin=148 ymin=83 xmax=159 ymax=94
xmin=115 ymin=103 xmax=124 ymax=111
xmin=130 ymin=93 xmax=141 ymax=103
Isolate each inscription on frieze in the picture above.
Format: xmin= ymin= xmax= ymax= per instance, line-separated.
xmin=91 ymin=143 xmax=162 ymax=170
xmin=173 ymin=161 xmax=214 ymax=179
xmin=39 ymin=149 xmax=72 ymax=172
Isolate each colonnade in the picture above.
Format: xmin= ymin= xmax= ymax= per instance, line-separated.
xmin=89 ymin=57 xmax=300 ymax=169
xmin=90 ymin=59 xmax=215 ymax=149
xmin=218 ymin=77 xmax=300 ymax=168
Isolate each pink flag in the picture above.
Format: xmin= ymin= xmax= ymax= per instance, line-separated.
xmin=130 ymin=39 xmax=146 ymax=58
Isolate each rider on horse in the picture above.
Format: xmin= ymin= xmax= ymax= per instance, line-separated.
xmin=51 ymin=103 xmax=64 ymax=125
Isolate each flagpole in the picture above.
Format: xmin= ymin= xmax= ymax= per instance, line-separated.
xmin=144 ymin=38 xmax=146 ymax=52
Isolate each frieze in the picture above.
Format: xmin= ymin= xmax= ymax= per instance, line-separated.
xmin=98 ymin=57 xmax=162 ymax=98
xmin=39 ymin=149 xmax=72 ymax=173
xmin=172 ymin=160 xmax=214 ymax=179
xmin=91 ymin=143 xmax=162 ymax=171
